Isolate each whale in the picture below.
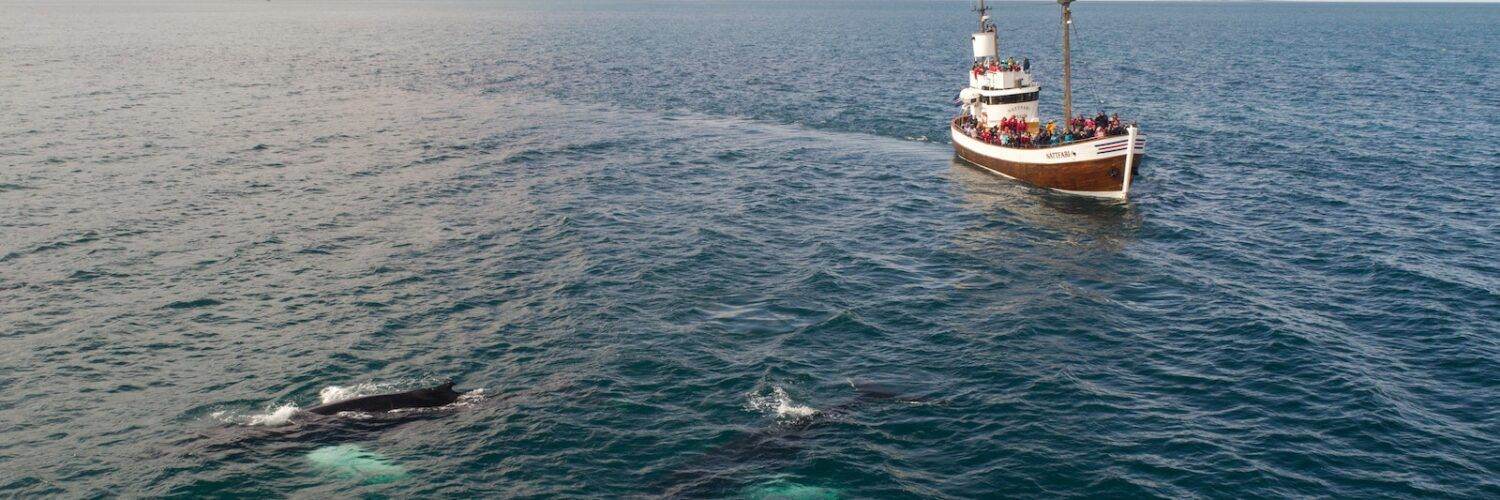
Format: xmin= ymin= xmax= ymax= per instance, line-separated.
xmin=724 ymin=381 xmax=934 ymax=444
xmin=158 ymin=380 xmax=484 ymax=469
xmin=659 ymin=381 xmax=938 ymax=497
xmin=306 ymin=381 xmax=463 ymax=415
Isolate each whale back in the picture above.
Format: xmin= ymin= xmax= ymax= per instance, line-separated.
xmin=307 ymin=381 xmax=462 ymax=415
xmin=418 ymin=380 xmax=462 ymax=404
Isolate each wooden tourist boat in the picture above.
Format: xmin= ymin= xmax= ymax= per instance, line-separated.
xmin=952 ymin=0 xmax=1145 ymax=200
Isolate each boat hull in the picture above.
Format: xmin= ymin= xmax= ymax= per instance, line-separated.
xmin=951 ymin=123 xmax=1143 ymax=199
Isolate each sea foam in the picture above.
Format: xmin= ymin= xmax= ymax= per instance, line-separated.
xmin=318 ymin=382 xmax=398 ymax=404
xmin=747 ymin=386 xmax=818 ymax=421
xmin=212 ymin=403 xmax=300 ymax=427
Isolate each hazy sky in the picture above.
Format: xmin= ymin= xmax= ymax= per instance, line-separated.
xmin=950 ymin=0 xmax=1500 ymax=3
xmin=945 ymin=0 xmax=1500 ymax=2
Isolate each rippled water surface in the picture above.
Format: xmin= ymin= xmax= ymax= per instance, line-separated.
xmin=2 ymin=1 xmax=1497 ymax=497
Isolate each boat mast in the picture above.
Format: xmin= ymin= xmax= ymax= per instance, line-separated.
xmin=1059 ymin=0 xmax=1074 ymax=121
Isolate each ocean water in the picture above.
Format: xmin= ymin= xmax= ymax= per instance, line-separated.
xmin=1 ymin=0 xmax=1497 ymax=497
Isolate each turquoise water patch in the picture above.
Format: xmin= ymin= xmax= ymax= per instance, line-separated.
xmin=742 ymin=481 xmax=840 ymax=500
xmin=306 ymin=444 xmax=408 ymax=484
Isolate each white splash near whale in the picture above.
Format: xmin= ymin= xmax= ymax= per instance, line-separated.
xmin=746 ymin=386 xmax=818 ymax=422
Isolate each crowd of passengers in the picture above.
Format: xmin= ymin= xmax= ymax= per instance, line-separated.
xmin=957 ymin=111 xmax=1134 ymax=148
xmin=972 ymin=57 xmax=1029 ymax=76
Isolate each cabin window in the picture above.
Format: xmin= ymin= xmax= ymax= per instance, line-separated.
xmin=999 ymin=92 xmax=1038 ymax=104
xmin=981 ymin=92 xmax=1039 ymax=105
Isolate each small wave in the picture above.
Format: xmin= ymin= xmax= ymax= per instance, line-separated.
xmin=746 ymin=386 xmax=818 ymax=421
xmin=904 ymin=135 xmax=930 ymax=142
xmin=212 ymin=403 xmax=300 ymax=427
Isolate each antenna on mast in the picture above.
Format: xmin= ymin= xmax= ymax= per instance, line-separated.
xmin=974 ymin=0 xmax=998 ymax=58
xmin=974 ymin=0 xmax=997 ymax=32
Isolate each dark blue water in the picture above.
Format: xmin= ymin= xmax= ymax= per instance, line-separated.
xmin=2 ymin=1 xmax=1497 ymax=497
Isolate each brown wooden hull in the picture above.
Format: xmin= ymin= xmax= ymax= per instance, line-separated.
xmin=953 ymin=138 xmax=1141 ymax=194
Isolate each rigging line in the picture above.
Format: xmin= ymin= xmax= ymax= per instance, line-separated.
xmin=1069 ymin=4 xmax=1111 ymax=112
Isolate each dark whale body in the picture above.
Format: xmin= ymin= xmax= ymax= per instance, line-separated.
xmin=307 ymin=381 xmax=462 ymax=415
xmin=159 ymin=380 xmax=478 ymax=465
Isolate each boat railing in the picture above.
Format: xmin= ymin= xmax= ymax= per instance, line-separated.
xmin=969 ymin=69 xmax=1030 ymax=90
xmin=952 ymin=116 xmax=1138 ymax=150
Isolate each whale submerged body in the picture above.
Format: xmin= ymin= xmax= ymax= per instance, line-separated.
xmin=307 ymin=381 xmax=463 ymax=415
xmin=306 ymin=444 xmax=409 ymax=484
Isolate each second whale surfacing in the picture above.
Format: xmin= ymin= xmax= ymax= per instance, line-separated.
xmin=657 ymin=381 xmax=939 ymax=497
xmin=307 ymin=381 xmax=463 ymax=415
